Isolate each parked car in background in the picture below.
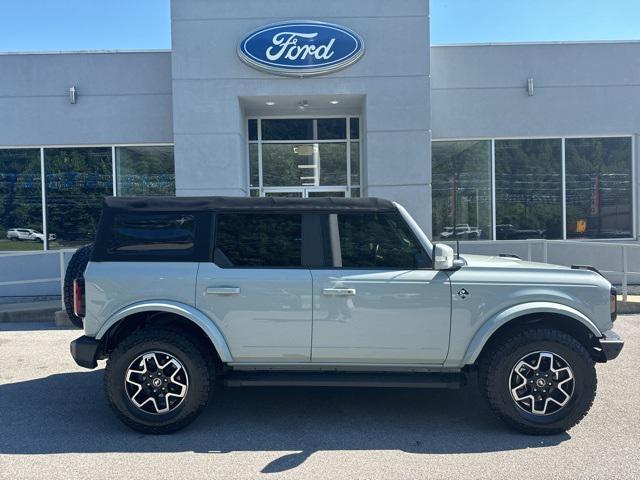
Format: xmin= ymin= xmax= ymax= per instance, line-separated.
xmin=440 ymin=224 xmax=482 ymax=240
xmin=6 ymin=228 xmax=56 ymax=242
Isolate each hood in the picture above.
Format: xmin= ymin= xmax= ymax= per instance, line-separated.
xmin=459 ymin=254 xmax=570 ymax=271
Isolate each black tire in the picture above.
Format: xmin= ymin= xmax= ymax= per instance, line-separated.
xmin=63 ymin=244 xmax=93 ymax=329
xmin=479 ymin=327 xmax=597 ymax=435
xmin=104 ymin=327 xmax=211 ymax=434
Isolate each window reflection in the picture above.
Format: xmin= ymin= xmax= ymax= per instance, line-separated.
xmin=432 ymin=140 xmax=492 ymax=241
xmin=116 ymin=146 xmax=175 ymax=196
xmin=0 ymin=149 xmax=43 ymax=251
xmin=566 ymin=137 xmax=632 ymax=239
xmin=45 ymin=147 xmax=113 ymax=249
xmin=495 ymin=139 xmax=563 ymax=239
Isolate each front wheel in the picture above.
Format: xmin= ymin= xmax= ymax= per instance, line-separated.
xmin=479 ymin=327 xmax=597 ymax=434
xmin=104 ymin=328 xmax=211 ymax=434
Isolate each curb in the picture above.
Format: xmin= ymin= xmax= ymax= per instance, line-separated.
xmin=0 ymin=300 xmax=61 ymax=323
xmin=55 ymin=310 xmax=77 ymax=327
xmin=618 ymin=301 xmax=640 ymax=315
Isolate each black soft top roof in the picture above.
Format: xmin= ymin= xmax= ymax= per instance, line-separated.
xmin=103 ymin=196 xmax=397 ymax=213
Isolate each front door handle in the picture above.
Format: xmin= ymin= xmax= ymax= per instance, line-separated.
xmin=322 ymin=288 xmax=356 ymax=296
xmin=206 ymin=287 xmax=241 ymax=295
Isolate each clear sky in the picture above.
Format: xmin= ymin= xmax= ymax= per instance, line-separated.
xmin=0 ymin=0 xmax=639 ymax=52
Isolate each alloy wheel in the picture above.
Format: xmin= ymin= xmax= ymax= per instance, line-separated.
xmin=509 ymin=351 xmax=575 ymax=416
xmin=124 ymin=351 xmax=189 ymax=414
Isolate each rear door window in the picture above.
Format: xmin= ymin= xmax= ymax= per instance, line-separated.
xmin=214 ymin=213 xmax=302 ymax=268
xmin=106 ymin=213 xmax=196 ymax=257
xmin=333 ymin=213 xmax=431 ymax=269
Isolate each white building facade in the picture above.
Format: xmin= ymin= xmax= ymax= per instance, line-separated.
xmin=0 ymin=0 xmax=639 ymax=288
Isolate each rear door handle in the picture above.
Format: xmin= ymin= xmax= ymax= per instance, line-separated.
xmin=322 ymin=288 xmax=356 ymax=296
xmin=206 ymin=287 xmax=241 ymax=295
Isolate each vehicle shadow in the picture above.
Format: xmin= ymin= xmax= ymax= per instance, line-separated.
xmin=0 ymin=369 xmax=569 ymax=473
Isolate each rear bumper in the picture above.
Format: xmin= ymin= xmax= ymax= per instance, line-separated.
xmin=70 ymin=335 xmax=101 ymax=369
xmin=596 ymin=330 xmax=624 ymax=362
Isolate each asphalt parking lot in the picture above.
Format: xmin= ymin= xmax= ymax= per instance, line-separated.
xmin=0 ymin=316 xmax=638 ymax=480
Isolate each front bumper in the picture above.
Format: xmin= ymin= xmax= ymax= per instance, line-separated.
xmin=596 ymin=330 xmax=624 ymax=362
xmin=70 ymin=335 xmax=101 ymax=369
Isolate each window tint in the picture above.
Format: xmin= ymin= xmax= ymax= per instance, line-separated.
xmin=248 ymin=119 xmax=258 ymax=141
xmin=261 ymin=119 xmax=313 ymax=141
xmin=215 ymin=213 xmax=302 ymax=267
xmin=336 ymin=213 xmax=430 ymax=269
xmin=317 ymin=118 xmax=346 ymax=140
xmin=107 ymin=213 xmax=195 ymax=256
xmin=350 ymin=118 xmax=360 ymax=139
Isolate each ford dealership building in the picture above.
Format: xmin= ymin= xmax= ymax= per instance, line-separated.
xmin=0 ymin=0 xmax=639 ymax=283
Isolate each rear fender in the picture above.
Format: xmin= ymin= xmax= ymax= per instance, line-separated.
xmin=95 ymin=300 xmax=233 ymax=363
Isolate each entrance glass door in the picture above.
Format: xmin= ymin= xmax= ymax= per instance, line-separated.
xmin=248 ymin=117 xmax=361 ymax=198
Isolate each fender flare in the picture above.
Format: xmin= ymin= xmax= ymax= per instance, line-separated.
xmin=95 ymin=300 xmax=233 ymax=363
xmin=462 ymin=301 xmax=602 ymax=365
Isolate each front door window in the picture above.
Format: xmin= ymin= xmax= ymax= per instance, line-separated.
xmin=248 ymin=117 xmax=361 ymax=198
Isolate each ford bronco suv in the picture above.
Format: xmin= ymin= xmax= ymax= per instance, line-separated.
xmin=70 ymin=196 xmax=623 ymax=434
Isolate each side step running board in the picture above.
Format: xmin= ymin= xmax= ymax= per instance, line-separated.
xmin=223 ymin=371 xmax=465 ymax=389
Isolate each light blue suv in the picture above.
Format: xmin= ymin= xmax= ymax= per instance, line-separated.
xmin=70 ymin=196 xmax=623 ymax=434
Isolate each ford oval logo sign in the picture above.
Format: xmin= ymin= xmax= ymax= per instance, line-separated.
xmin=238 ymin=21 xmax=365 ymax=77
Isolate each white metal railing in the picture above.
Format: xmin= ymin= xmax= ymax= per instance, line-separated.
xmin=0 ymin=249 xmax=76 ymax=310
xmin=442 ymin=239 xmax=640 ymax=301
xmin=0 ymin=241 xmax=638 ymax=309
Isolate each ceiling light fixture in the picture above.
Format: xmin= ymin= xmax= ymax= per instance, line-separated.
xmin=329 ymin=100 xmax=340 ymax=105
xmin=265 ymin=101 xmax=275 ymax=106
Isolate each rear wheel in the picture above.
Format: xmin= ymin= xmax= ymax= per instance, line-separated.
xmin=479 ymin=327 xmax=597 ymax=434
xmin=104 ymin=327 xmax=211 ymax=434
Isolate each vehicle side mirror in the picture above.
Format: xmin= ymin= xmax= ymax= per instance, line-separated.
xmin=432 ymin=243 xmax=455 ymax=270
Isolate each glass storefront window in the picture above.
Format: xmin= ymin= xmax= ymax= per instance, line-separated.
xmin=566 ymin=137 xmax=633 ymax=239
xmin=495 ymin=139 xmax=563 ymax=239
xmin=0 ymin=149 xmax=43 ymax=251
xmin=45 ymin=147 xmax=113 ymax=249
xmin=115 ymin=146 xmax=175 ymax=196
xmin=432 ymin=140 xmax=492 ymax=241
